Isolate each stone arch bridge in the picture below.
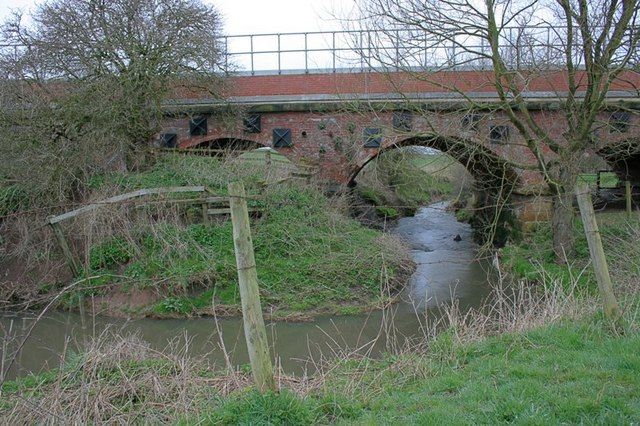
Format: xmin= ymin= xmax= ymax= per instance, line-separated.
xmin=159 ymin=69 xmax=640 ymax=222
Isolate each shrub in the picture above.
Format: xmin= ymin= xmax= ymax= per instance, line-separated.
xmin=0 ymin=185 xmax=29 ymax=217
xmin=88 ymin=237 xmax=135 ymax=270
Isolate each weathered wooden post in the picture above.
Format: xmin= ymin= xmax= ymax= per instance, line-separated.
xmin=227 ymin=181 xmax=276 ymax=392
xmin=625 ymin=181 xmax=632 ymax=217
xmin=575 ymin=182 xmax=622 ymax=323
xmin=201 ymin=202 xmax=209 ymax=224
xmin=48 ymin=220 xmax=82 ymax=277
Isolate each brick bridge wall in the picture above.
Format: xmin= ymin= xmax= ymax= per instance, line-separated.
xmin=160 ymin=70 xmax=640 ymax=220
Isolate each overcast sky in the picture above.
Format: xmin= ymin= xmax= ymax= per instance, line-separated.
xmin=0 ymin=0 xmax=355 ymax=35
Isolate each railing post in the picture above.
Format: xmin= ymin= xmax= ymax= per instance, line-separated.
xmin=277 ymin=33 xmax=281 ymax=75
xmin=223 ymin=36 xmax=229 ymax=72
xmin=515 ymin=28 xmax=521 ymax=69
xmin=395 ymin=29 xmax=400 ymax=70
xmin=424 ymin=32 xmax=428 ymax=68
xmin=360 ymin=31 xmax=364 ymax=72
xmin=304 ymin=33 xmax=308 ymax=73
xmin=250 ymin=35 xmax=255 ymax=76
xmin=332 ymin=32 xmax=336 ymax=72
xmin=228 ymin=181 xmax=276 ymax=393
xmin=546 ymin=26 xmax=551 ymax=64
xmin=451 ymin=39 xmax=456 ymax=66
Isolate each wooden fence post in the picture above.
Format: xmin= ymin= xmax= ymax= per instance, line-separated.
xmin=625 ymin=181 xmax=632 ymax=217
xmin=575 ymin=182 xmax=621 ymax=323
xmin=49 ymin=221 xmax=81 ymax=277
xmin=202 ymin=202 xmax=209 ymax=224
xmin=227 ymin=181 xmax=276 ymax=393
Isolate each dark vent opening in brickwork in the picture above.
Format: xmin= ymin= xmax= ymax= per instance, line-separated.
xmin=489 ymin=125 xmax=509 ymax=143
xmin=243 ymin=114 xmax=261 ymax=133
xmin=160 ymin=133 xmax=178 ymax=148
xmin=189 ymin=116 xmax=208 ymax=136
xmin=363 ymin=128 xmax=382 ymax=148
xmin=610 ymin=111 xmax=631 ymax=133
xmin=393 ymin=112 xmax=413 ymax=132
xmin=273 ymin=128 xmax=292 ymax=147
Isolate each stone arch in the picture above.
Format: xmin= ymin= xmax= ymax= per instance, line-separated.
xmin=181 ymin=136 xmax=266 ymax=152
xmin=348 ymin=134 xmax=520 ymax=188
xmin=598 ymin=137 xmax=640 ymax=182
xmin=349 ymin=134 xmax=522 ymax=247
xmin=179 ymin=135 xmax=303 ymax=171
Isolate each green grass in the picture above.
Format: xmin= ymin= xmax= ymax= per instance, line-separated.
xmin=579 ymin=172 xmax=620 ymax=188
xmin=501 ymin=220 xmax=592 ymax=289
xmin=73 ymin=153 xmax=411 ymax=318
xmin=0 ymin=184 xmax=29 ymax=217
xmin=8 ymin=203 xmax=640 ymax=423
xmin=190 ymin=312 xmax=640 ymax=424
xmin=501 ymin=210 xmax=638 ymax=291
xmin=189 ymin=210 xmax=637 ymax=424
xmin=390 ymin=153 xmax=454 ymax=208
xmin=311 ymin=315 xmax=640 ymax=424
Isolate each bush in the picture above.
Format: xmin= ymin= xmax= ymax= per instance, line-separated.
xmin=376 ymin=206 xmax=400 ymax=218
xmin=0 ymin=185 xmax=29 ymax=217
xmin=88 ymin=237 xmax=135 ymax=270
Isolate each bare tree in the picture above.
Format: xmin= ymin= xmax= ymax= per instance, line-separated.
xmin=0 ymin=0 xmax=226 ymax=203
xmin=351 ymin=0 xmax=640 ymax=262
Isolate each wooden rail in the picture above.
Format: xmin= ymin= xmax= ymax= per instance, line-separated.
xmin=46 ymin=186 xmax=260 ymax=277
xmin=47 ymin=186 xmax=207 ymax=225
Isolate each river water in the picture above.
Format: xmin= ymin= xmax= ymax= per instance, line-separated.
xmin=1 ymin=202 xmax=493 ymax=380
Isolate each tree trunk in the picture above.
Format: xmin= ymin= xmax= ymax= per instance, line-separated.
xmin=551 ymin=165 xmax=578 ymax=264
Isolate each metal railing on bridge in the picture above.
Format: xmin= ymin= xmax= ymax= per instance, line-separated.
xmin=219 ymin=26 xmax=639 ymax=75
xmin=2 ymin=26 xmax=637 ymax=76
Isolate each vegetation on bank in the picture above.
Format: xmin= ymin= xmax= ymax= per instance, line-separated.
xmin=353 ymin=148 xmax=472 ymax=221
xmin=3 ymin=211 xmax=638 ymax=423
xmin=501 ymin=211 xmax=639 ymax=294
xmin=3 ymin=153 xmax=413 ymax=319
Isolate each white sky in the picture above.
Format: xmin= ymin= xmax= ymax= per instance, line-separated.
xmin=0 ymin=0 xmax=355 ymax=35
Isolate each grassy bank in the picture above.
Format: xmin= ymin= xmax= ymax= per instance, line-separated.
xmin=2 ymin=153 xmax=413 ymax=319
xmin=3 ymin=211 xmax=638 ymax=423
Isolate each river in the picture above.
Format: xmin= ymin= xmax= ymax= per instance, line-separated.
xmin=0 ymin=202 xmax=493 ymax=380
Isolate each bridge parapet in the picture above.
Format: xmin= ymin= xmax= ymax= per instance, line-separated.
xmin=168 ymin=70 xmax=640 ymax=109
